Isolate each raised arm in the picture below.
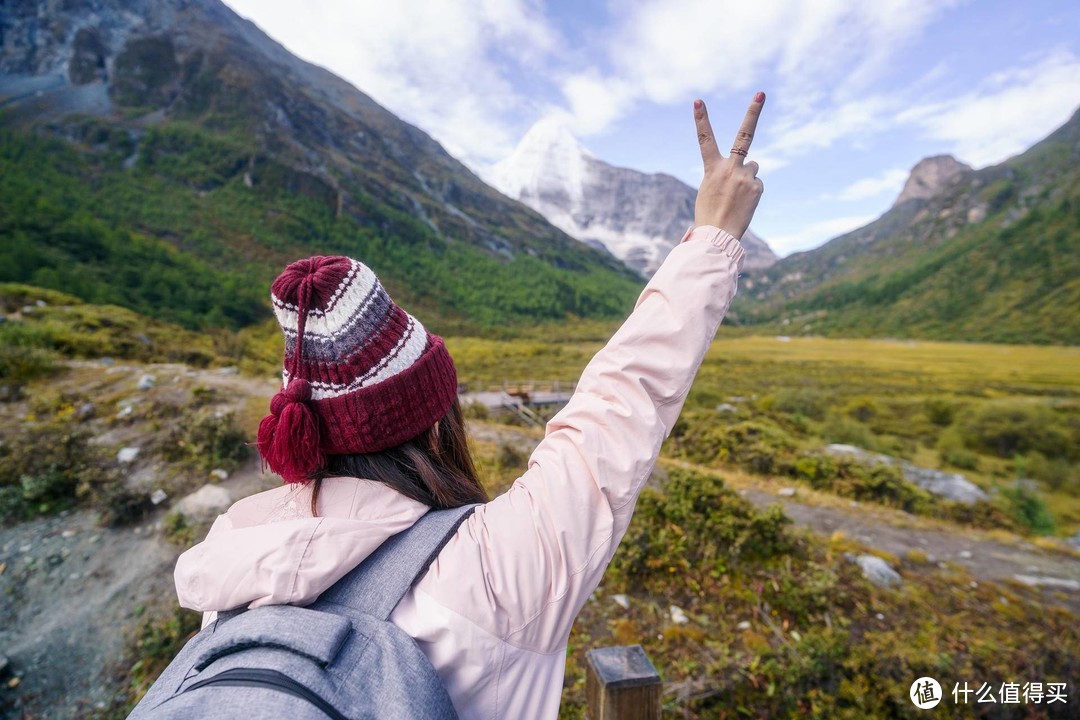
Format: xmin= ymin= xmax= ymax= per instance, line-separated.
xmin=427 ymin=94 xmax=767 ymax=652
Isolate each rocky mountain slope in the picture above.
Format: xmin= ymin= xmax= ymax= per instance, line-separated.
xmin=488 ymin=118 xmax=777 ymax=276
xmin=0 ymin=0 xmax=641 ymax=330
xmin=892 ymin=155 xmax=973 ymax=207
xmin=738 ymin=107 xmax=1080 ymax=344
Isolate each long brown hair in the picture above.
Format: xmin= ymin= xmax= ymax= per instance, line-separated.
xmin=308 ymin=397 xmax=488 ymax=515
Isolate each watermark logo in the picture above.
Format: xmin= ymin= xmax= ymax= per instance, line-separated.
xmin=911 ymin=677 xmax=943 ymax=709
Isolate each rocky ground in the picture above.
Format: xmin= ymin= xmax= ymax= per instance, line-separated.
xmin=1 ymin=360 xmax=1078 ymax=717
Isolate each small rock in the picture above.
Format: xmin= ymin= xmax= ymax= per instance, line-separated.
xmin=669 ymin=605 xmax=689 ymax=625
xmin=19 ymin=544 xmax=32 ymax=553
xmin=735 ymin=621 xmax=751 ymax=631
xmin=714 ymin=403 xmax=738 ymax=413
xmin=118 ymin=447 xmax=140 ymax=463
xmin=76 ymin=402 xmax=95 ymax=419
xmin=20 ymin=305 xmax=34 ymax=314
xmin=135 ymin=333 xmax=152 ymax=345
xmin=100 ymin=357 xmax=115 ymax=366
xmin=35 ymin=299 xmax=46 ymax=307
xmin=958 ymin=550 xmax=972 ymax=559
xmin=174 ymin=484 xmax=231 ymax=521
xmin=149 ymin=488 xmax=168 ymax=506
xmin=970 ymin=581 xmax=978 ymax=588
xmin=852 ymin=554 xmax=902 ymax=588
xmin=116 ymin=406 xmax=134 ymax=419
xmin=209 ymin=468 xmax=229 ymax=482
xmin=1066 ymin=532 xmax=1080 ymax=552
xmin=69 ymin=572 xmax=80 ymax=581
xmin=7 ymin=676 xmax=19 ymax=689
xmin=136 ymin=374 xmax=156 ymax=390
xmin=875 ymin=613 xmax=885 ymax=620
xmin=1013 ymin=575 xmax=1080 ymax=591
xmin=777 ymin=488 xmax=796 ymax=497
xmin=61 ymin=530 xmax=76 ymax=539
xmin=611 ymin=594 xmax=630 ymax=610
xmin=218 ymin=366 xmax=239 ymax=375
xmin=849 ymin=500 xmax=859 ymax=507
xmin=46 ymin=554 xmax=63 ymax=567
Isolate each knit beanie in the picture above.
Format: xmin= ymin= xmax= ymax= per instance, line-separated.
xmin=256 ymin=255 xmax=458 ymax=483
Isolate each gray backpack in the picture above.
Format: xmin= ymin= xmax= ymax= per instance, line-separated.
xmin=128 ymin=504 xmax=477 ymax=720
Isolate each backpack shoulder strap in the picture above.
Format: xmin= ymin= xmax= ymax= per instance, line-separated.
xmin=315 ymin=503 xmax=478 ymax=620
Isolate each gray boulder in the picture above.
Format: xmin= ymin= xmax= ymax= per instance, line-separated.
xmin=825 ymin=444 xmax=988 ymax=504
xmin=850 ymin=554 xmax=902 ymax=588
xmin=174 ymin=484 xmax=232 ymax=522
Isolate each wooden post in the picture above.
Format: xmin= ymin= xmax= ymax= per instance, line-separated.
xmin=585 ymin=645 xmax=661 ymax=720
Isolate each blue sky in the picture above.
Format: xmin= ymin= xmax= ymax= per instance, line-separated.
xmin=222 ymin=0 xmax=1080 ymax=256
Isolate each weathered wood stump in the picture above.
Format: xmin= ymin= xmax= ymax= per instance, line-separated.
xmin=585 ymin=645 xmax=661 ymax=720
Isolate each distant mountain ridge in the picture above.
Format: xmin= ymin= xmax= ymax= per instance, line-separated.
xmin=489 ymin=118 xmax=777 ymax=276
xmin=0 ymin=0 xmax=642 ymax=330
xmin=738 ymin=107 xmax=1080 ymax=344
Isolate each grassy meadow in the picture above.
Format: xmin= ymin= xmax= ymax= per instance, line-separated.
xmin=2 ymin=286 xmax=1079 ymax=717
xmin=451 ymin=332 xmax=1080 ymax=538
xmin=446 ymin=331 xmax=1080 ymax=718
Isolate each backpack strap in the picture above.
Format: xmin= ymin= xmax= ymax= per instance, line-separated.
xmin=315 ymin=503 xmax=479 ymax=620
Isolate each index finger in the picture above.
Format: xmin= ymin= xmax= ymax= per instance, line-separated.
xmin=730 ymin=91 xmax=766 ymax=163
xmin=694 ymin=99 xmax=723 ymax=170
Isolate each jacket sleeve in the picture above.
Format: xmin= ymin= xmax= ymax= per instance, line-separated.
xmin=421 ymin=226 xmax=745 ymax=653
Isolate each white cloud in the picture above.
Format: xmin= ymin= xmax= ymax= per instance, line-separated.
xmin=897 ymin=49 xmax=1080 ymax=167
xmin=560 ymin=0 xmax=956 ymax=137
xmin=767 ymin=214 xmax=878 ymax=256
xmin=830 ymin=168 xmax=910 ymax=202
xmin=222 ymin=0 xmax=557 ymax=165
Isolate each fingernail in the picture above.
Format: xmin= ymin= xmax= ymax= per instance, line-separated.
xmin=754 ymin=91 xmax=765 ymax=104
xmin=694 ymin=99 xmax=703 ymax=110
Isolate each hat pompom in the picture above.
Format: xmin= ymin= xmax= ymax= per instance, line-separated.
xmin=257 ymin=379 xmax=325 ymax=483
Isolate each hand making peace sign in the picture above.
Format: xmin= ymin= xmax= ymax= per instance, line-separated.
xmin=690 ymin=92 xmax=766 ymax=241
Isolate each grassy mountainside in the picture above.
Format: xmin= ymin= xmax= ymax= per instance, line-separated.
xmin=0 ymin=126 xmax=639 ymax=331
xmin=738 ymin=108 xmax=1080 ymax=345
xmin=0 ymin=0 xmax=642 ymax=331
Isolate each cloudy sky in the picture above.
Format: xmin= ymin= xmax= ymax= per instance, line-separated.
xmin=221 ymin=0 xmax=1080 ymax=256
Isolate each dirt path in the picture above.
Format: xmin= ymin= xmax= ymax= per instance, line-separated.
xmin=741 ymin=488 xmax=1080 ymax=612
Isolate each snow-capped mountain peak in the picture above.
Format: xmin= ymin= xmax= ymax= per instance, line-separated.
xmin=488 ymin=117 xmax=777 ymax=276
xmin=489 ymin=117 xmax=592 ymax=204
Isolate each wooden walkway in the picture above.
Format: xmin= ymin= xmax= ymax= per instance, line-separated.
xmin=459 ymin=381 xmax=575 ymax=426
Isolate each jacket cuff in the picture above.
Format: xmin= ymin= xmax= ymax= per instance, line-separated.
xmin=680 ymin=225 xmax=746 ymax=273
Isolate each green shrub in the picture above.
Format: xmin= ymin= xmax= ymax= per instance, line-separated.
xmin=955 ymin=400 xmax=1074 ymax=460
xmin=821 ymin=415 xmax=875 ymax=449
xmin=771 ymin=388 xmax=828 ymax=420
xmin=495 ymin=441 xmax=527 ymax=470
xmin=610 ymin=467 xmax=795 ymax=593
xmin=1021 ymin=451 xmax=1079 ymax=493
xmin=844 ymin=397 xmax=879 ymax=423
xmin=0 ymin=343 xmax=60 ymax=399
xmin=924 ymin=398 xmax=957 ymax=426
xmin=999 ymin=482 xmax=1056 ymax=535
xmin=0 ymin=419 xmax=113 ymax=523
xmin=160 ymin=409 xmax=249 ymax=472
xmin=941 ymin=447 xmax=979 ymax=471
xmin=670 ymin=417 xmax=795 ymax=475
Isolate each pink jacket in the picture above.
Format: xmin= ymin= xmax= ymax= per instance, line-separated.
xmin=174 ymin=226 xmax=745 ymax=719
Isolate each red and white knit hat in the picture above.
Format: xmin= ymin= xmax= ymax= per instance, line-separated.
xmin=256 ymin=255 xmax=458 ymax=482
